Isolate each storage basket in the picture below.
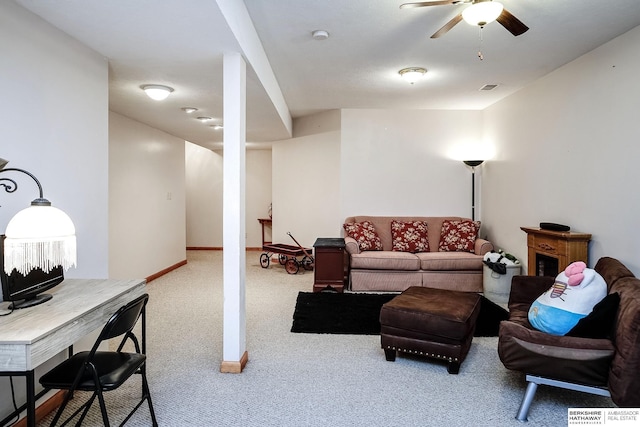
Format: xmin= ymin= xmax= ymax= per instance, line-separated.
xmin=483 ymin=264 xmax=521 ymax=305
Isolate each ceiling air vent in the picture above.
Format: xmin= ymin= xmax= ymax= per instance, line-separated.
xmin=480 ymin=84 xmax=498 ymax=91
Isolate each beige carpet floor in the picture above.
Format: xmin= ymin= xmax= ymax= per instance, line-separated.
xmin=37 ymin=250 xmax=614 ymax=426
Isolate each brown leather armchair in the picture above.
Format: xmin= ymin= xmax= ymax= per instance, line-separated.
xmin=498 ymin=257 xmax=640 ymax=421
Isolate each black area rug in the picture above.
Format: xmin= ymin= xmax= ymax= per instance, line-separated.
xmin=290 ymin=291 xmax=509 ymax=336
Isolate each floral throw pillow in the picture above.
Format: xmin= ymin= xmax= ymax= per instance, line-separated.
xmin=438 ymin=220 xmax=481 ymax=252
xmin=391 ymin=220 xmax=430 ymax=253
xmin=343 ymin=221 xmax=383 ymax=251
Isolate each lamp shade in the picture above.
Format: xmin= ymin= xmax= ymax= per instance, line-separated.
xmin=4 ymin=205 xmax=77 ymax=275
xmin=462 ymin=2 xmax=504 ymax=26
xmin=463 ymin=160 xmax=485 ymax=167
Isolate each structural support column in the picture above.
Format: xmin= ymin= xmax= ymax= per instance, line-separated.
xmin=220 ymin=52 xmax=248 ymax=373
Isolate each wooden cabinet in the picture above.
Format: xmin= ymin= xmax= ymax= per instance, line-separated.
xmin=521 ymin=227 xmax=591 ymax=277
xmin=313 ymin=238 xmax=346 ymax=292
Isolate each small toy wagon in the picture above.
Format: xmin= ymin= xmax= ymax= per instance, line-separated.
xmin=259 ymin=232 xmax=314 ymax=274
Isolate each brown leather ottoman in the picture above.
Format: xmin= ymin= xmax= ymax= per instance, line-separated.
xmin=380 ymin=286 xmax=481 ymax=374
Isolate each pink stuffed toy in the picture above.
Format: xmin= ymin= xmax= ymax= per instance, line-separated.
xmin=528 ymin=261 xmax=607 ymax=335
xmin=565 ymin=261 xmax=586 ymax=287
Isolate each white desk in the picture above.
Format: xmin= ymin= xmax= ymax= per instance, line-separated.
xmin=0 ymin=278 xmax=146 ymax=427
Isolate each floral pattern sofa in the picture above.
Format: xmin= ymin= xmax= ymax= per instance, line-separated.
xmin=343 ymin=216 xmax=494 ymax=292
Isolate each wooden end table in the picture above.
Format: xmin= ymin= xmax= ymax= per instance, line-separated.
xmin=313 ymin=238 xmax=347 ymax=293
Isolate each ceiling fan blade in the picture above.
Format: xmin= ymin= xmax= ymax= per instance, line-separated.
xmin=430 ymin=13 xmax=463 ymax=38
xmin=400 ymin=1 xmax=461 ymax=9
xmin=496 ymin=8 xmax=529 ymax=36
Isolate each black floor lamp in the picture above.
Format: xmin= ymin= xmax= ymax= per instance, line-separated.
xmin=463 ymin=160 xmax=484 ymax=221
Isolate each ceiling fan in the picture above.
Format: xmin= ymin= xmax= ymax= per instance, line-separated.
xmin=400 ymin=0 xmax=529 ymax=39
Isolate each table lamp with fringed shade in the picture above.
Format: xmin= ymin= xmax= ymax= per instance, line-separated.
xmin=0 ymin=158 xmax=76 ymax=275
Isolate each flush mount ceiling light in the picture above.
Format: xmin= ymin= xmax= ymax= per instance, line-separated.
xmin=462 ymin=1 xmax=504 ymax=27
xmin=141 ymin=84 xmax=174 ymax=101
xmin=197 ymin=117 xmax=213 ymax=123
xmin=181 ymin=107 xmax=198 ymax=114
xmin=398 ymin=67 xmax=427 ymax=84
xmin=210 ymin=124 xmax=223 ymax=130
xmin=312 ymin=30 xmax=329 ymax=40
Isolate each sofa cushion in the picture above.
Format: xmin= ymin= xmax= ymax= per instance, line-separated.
xmin=498 ymin=320 xmax=615 ymax=386
xmin=421 ymin=271 xmax=483 ymax=293
xmin=343 ymin=221 xmax=382 ymax=251
xmin=600 ymin=271 xmax=640 ymax=407
xmin=345 ymin=216 xmax=470 ymax=251
xmin=391 ymin=220 xmax=430 ymax=253
xmin=416 ymin=251 xmax=483 ymax=271
xmin=438 ymin=219 xmax=480 ymax=252
xmin=350 ymin=251 xmax=420 ymax=271
xmin=567 ymin=292 xmax=620 ymax=339
xmin=595 ymin=256 xmax=636 ymax=292
xmin=350 ymin=271 xmax=422 ymax=292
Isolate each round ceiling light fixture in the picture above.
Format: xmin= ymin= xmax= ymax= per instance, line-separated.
xmin=210 ymin=124 xmax=223 ymax=130
xmin=141 ymin=84 xmax=174 ymax=101
xmin=197 ymin=116 xmax=213 ymax=122
xmin=312 ymin=30 xmax=329 ymax=40
xmin=181 ymin=107 xmax=198 ymax=114
xmin=398 ymin=67 xmax=427 ymax=84
xmin=462 ymin=1 xmax=504 ymax=27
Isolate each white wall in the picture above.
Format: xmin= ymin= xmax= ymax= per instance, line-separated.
xmin=482 ymin=25 xmax=640 ymax=275
xmin=109 ymin=113 xmax=186 ymax=278
xmin=0 ymin=1 xmax=109 ymax=420
xmin=185 ymin=144 xmax=272 ymax=249
xmin=246 ymin=149 xmax=273 ymax=247
xmin=186 ymin=142 xmax=223 ymax=247
xmin=341 ymin=109 xmax=484 ymax=220
xmin=272 ymin=111 xmax=342 ymax=248
xmin=0 ymin=2 xmax=109 ymax=279
xmin=270 ymin=109 xmax=485 ymax=248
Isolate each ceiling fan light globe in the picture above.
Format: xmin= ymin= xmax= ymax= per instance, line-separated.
xmin=462 ymin=2 xmax=504 ymax=27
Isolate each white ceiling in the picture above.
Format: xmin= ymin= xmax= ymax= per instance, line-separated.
xmin=14 ymin=0 xmax=640 ymax=150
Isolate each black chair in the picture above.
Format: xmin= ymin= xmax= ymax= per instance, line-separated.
xmin=39 ymin=293 xmax=158 ymax=426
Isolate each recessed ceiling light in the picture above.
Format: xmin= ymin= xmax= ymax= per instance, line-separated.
xmin=197 ymin=117 xmax=213 ymax=122
xmin=181 ymin=107 xmax=198 ymax=114
xmin=210 ymin=124 xmax=223 ymax=130
xmin=398 ymin=67 xmax=427 ymax=84
xmin=141 ymin=84 xmax=174 ymax=101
